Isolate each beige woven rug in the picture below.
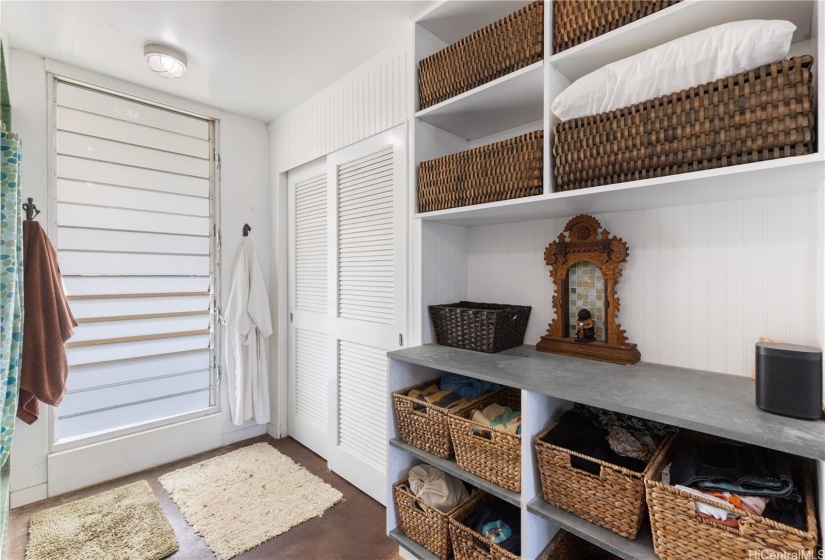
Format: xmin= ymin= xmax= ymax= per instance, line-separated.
xmin=159 ymin=442 xmax=344 ymax=560
xmin=26 ymin=480 xmax=178 ymax=560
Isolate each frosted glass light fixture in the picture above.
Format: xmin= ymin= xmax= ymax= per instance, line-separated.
xmin=144 ymin=44 xmax=187 ymax=78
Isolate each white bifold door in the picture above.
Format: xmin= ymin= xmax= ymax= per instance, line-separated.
xmin=288 ymin=125 xmax=406 ymax=504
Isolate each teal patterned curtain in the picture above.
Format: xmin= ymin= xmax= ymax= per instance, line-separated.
xmin=0 ymin=131 xmax=22 ymax=470
xmin=0 ymin=39 xmax=17 ymax=559
xmin=0 ymin=131 xmax=21 ymax=560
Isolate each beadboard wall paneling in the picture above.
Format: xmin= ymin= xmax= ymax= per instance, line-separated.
xmin=271 ymin=47 xmax=408 ymax=174
xmin=420 ymin=222 xmax=468 ymax=344
xmin=466 ymin=194 xmax=818 ymax=377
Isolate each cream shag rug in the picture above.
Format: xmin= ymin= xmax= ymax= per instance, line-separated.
xmin=159 ymin=442 xmax=344 ymax=560
xmin=26 ymin=480 xmax=179 ymax=560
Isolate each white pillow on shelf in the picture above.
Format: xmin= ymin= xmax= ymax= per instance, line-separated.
xmin=551 ymin=20 xmax=797 ymax=122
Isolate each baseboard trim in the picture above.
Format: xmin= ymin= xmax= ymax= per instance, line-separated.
xmin=266 ymin=422 xmax=282 ymax=440
xmin=10 ymin=482 xmax=47 ymax=509
xmin=221 ymin=424 xmax=267 ymax=446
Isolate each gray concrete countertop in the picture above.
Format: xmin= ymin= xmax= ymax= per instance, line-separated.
xmin=389 ymin=344 xmax=825 ymax=461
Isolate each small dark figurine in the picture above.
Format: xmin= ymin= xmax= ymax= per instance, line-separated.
xmin=575 ymin=308 xmax=596 ymax=343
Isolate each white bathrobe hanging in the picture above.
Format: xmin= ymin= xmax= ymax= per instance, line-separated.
xmin=223 ymin=237 xmax=272 ymax=425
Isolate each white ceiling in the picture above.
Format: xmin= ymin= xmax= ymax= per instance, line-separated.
xmin=4 ymin=1 xmax=433 ymax=123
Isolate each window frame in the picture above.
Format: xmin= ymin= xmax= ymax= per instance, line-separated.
xmin=45 ymin=71 xmax=222 ymax=453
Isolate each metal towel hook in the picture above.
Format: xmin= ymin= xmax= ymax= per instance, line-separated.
xmin=242 ymin=223 xmax=251 ymax=237
xmin=22 ymin=198 xmax=41 ymax=221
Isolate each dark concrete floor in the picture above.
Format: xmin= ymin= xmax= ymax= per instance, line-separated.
xmin=9 ymin=436 xmax=400 ymax=560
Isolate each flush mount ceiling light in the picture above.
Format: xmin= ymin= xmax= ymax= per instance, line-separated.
xmin=144 ymin=44 xmax=187 ymax=79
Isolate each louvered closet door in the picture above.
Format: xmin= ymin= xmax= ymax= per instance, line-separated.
xmin=287 ymin=158 xmax=334 ymax=458
xmin=326 ymin=125 xmax=406 ymax=505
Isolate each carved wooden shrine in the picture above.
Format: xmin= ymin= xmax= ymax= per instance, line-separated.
xmin=536 ymin=214 xmax=640 ymax=365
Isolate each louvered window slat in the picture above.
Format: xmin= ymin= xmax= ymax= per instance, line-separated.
xmin=57 ymin=180 xmax=211 ymax=217
xmin=57 ymin=156 xmax=210 ymax=198
xmin=54 ymin=81 xmax=215 ymax=442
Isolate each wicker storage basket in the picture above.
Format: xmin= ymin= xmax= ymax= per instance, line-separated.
xmin=540 ymin=529 xmax=616 ymax=559
xmin=429 ymin=302 xmax=532 ymax=354
xmin=418 ymin=0 xmax=543 ymax=110
xmin=553 ymin=56 xmax=816 ymax=192
xmin=393 ymin=480 xmax=483 ymax=560
xmin=535 ymin=423 xmax=675 ymax=539
xmin=393 ymin=380 xmax=500 ymax=459
xmin=448 ymin=493 xmax=520 ymax=560
xmin=449 ymin=388 xmax=522 ymax=493
xmin=553 ymin=0 xmax=681 ymax=54
xmin=418 ymin=131 xmax=543 ymax=213
xmin=645 ymin=433 xmax=818 ymax=560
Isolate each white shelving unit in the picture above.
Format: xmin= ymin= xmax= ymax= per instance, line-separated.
xmin=414 ymin=62 xmax=544 ymax=141
xmin=389 ymin=1 xmax=825 ymax=559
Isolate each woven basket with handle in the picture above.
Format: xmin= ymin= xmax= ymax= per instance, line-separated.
xmin=393 ymin=480 xmax=483 ymax=560
xmin=645 ymin=432 xmax=818 ymax=560
xmin=393 ymin=380 xmax=502 ymax=459
xmin=540 ymin=529 xmax=616 ymax=559
xmin=448 ymin=493 xmax=520 ymax=560
xmin=428 ymin=301 xmax=532 ymax=354
xmin=553 ymin=56 xmax=816 ymax=192
xmin=535 ymin=423 xmax=675 ymax=539
xmin=449 ymin=388 xmax=522 ymax=493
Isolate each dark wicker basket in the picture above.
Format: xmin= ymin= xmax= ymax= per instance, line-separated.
xmin=419 ymin=0 xmax=543 ymax=110
xmin=429 ymin=301 xmax=531 ymax=353
xmin=645 ymin=433 xmax=818 ymax=559
xmin=553 ymin=56 xmax=816 ymax=192
xmin=418 ymin=131 xmax=543 ymax=213
xmin=553 ymin=0 xmax=681 ymax=54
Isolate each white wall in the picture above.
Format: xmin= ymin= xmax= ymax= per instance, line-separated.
xmin=218 ymin=111 xmax=272 ymax=444
xmin=270 ymin=43 xmax=409 ymax=174
xmin=8 ymin=48 xmax=271 ymax=506
xmin=9 ymin=50 xmax=50 ymax=507
xmin=464 ymin=193 xmax=819 ymax=377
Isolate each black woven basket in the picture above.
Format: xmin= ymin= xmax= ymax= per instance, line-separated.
xmin=429 ymin=301 xmax=531 ymax=353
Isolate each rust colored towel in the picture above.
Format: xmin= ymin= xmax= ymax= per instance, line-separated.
xmin=19 ymin=221 xmax=77 ymax=424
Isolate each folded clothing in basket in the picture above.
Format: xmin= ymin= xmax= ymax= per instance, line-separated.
xmin=408 ymin=464 xmax=471 ymax=514
xmin=665 ymin=440 xmax=806 ymax=530
xmin=542 ymin=410 xmax=648 ymax=474
xmin=408 ymin=374 xmax=501 ymax=410
xmin=408 ymin=383 xmax=467 ymax=409
xmin=439 ymin=373 xmax=501 ymax=401
xmin=471 ymin=404 xmax=521 ymax=436
xmin=543 ymin=405 xmax=675 ymax=475
xmin=463 ymin=502 xmax=521 ymax=555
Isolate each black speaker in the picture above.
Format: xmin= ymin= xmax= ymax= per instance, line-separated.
xmin=755 ymin=342 xmax=823 ymax=420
